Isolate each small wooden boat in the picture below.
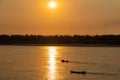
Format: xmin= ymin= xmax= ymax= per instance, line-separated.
xmin=61 ymin=60 xmax=69 ymax=63
xmin=70 ymin=71 xmax=86 ymax=74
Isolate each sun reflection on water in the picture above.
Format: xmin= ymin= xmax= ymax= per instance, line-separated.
xmin=48 ymin=47 xmax=57 ymax=80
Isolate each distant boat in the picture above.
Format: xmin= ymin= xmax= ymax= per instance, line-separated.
xmin=70 ymin=71 xmax=86 ymax=74
xmin=61 ymin=60 xmax=68 ymax=62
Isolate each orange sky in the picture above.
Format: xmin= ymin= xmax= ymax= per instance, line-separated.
xmin=0 ymin=0 xmax=120 ymax=35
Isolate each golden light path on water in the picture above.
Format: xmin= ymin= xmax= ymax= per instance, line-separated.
xmin=48 ymin=47 xmax=57 ymax=80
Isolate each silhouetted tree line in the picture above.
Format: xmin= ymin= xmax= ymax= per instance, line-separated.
xmin=0 ymin=34 xmax=120 ymax=45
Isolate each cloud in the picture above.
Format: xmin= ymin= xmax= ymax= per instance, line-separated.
xmin=102 ymin=19 xmax=120 ymax=28
xmin=86 ymin=19 xmax=120 ymax=32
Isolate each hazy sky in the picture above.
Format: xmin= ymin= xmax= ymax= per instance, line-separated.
xmin=0 ymin=0 xmax=120 ymax=35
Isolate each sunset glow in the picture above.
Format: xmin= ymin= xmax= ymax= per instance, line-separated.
xmin=48 ymin=1 xmax=57 ymax=9
xmin=0 ymin=0 xmax=120 ymax=35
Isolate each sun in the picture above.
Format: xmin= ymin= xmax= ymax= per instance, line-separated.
xmin=48 ymin=1 xmax=57 ymax=9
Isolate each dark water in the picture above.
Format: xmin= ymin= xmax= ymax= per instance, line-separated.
xmin=0 ymin=46 xmax=120 ymax=80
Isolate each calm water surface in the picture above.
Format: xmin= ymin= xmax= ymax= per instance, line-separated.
xmin=0 ymin=46 xmax=120 ymax=80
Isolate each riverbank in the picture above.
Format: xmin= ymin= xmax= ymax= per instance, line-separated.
xmin=0 ymin=44 xmax=120 ymax=47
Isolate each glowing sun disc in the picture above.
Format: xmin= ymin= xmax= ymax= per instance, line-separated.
xmin=48 ymin=1 xmax=57 ymax=9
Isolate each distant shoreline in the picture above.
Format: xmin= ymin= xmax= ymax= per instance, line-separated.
xmin=0 ymin=35 xmax=120 ymax=46
xmin=0 ymin=44 xmax=120 ymax=47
